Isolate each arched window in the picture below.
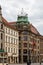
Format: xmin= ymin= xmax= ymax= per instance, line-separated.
xmin=1 ymin=24 xmax=3 ymax=29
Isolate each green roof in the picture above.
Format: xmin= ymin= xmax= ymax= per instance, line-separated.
xmin=17 ymin=8 xmax=30 ymax=23
xmin=17 ymin=13 xmax=29 ymax=24
xmin=0 ymin=49 xmax=4 ymax=52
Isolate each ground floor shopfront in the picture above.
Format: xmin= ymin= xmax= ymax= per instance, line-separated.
xmin=8 ymin=56 xmax=19 ymax=63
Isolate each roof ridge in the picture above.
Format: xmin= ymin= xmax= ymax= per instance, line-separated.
xmin=2 ymin=17 xmax=16 ymax=30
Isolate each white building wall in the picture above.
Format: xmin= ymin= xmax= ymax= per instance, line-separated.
xmin=4 ymin=26 xmax=19 ymax=62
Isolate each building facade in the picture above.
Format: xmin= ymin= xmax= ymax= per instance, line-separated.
xmin=9 ymin=9 xmax=43 ymax=63
xmin=16 ymin=14 xmax=40 ymax=63
xmin=0 ymin=6 xmax=19 ymax=63
xmin=0 ymin=6 xmax=43 ymax=64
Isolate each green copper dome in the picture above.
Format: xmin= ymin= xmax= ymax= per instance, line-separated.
xmin=17 ymin=9 xmax=29 ymax=24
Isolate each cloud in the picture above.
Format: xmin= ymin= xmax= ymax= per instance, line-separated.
xmin=0 ymin=0 xmax=43 ymax=35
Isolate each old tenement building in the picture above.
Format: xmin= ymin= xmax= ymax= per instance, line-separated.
xmin=0 ymin=6 xmax=43 ymax=63
xmin=0 ymin=6 xmax=19 ymax=63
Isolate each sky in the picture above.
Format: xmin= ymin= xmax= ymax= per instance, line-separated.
xmin=0 ymin=0 xmax=43 ymax=35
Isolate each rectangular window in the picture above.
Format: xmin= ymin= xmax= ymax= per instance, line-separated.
xmin=11 ymin=37 xmax=13 ymax=43
xmin=1 ymin=43 xmax=3 ymax=49
xmin=6 ymin=36 xmax=7 ymax=42
xmin=13 ymin=38 xmax=14 ymax=43
xmin=14 ymin=48 xmax=17 ymax=54
xmin=8 ymin=47 xmax=10 ymax=52
xmin=19 ymin=43 xmax=21 ymax=47
xmin=6 ymin=47 xmax=7 ymax=52
xmin=8 ymin=37 xmax=10 ymax=43
xmin=11 ymin=48 xmax=12 ymax=52
xmin=15 ymin=39 xmax=17 ymax=44
xmin=6 ymin=27 xmax=7 ymax=33
xmin=14 ymin=31 xmax=15 ymax=36
xmin=14 ymin=38 xmax=15 ymax=44
xmin=23 ymin=43 xmax=27 ymax=47
xmin=7 ymin=36 xmax=9 ymax=43
xmin=23 ymin=36 xmax=28 ymax=41
xmin=1 ymin=33 xmax=3 ymax=39
xmin=8 ymin=28 xmax=10 ymax=34
xmin=11 ymin=30 xmax=12 ymax=35
xmin=15 ymin=32 xmax=17 ymax=37
xmin=19 ymin=36 xmax=21 ymax=40
xmin=23 ymin=49 xmax=27 ymax=54
xmin=23 ymin=55 xmax=27 ymax=62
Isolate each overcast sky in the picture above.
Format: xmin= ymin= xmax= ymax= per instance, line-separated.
xmin=0 ymin=0 xmax=43 ymax=35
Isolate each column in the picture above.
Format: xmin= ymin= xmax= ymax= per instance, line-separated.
xmin=17 ymin=57 xmax=19 ymax=63
xmin=10 ymin=57 xmax=11 ymax=63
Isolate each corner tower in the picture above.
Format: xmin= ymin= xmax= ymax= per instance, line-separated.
xmin=16 ymin=9 xmax=30 ymax=63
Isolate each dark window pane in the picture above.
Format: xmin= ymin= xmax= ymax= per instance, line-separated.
xmin=23 ymin=49 xmax=27 ymax=54
xmin=1 ymin=33 xmax=3 ymax=39
xmin=23 ymin=55 xmax=27 ymax=62
xmin=23 ymin=43 xmax=27 ymax=47
xmin=23 ymin=36 xmax=28 ymax=41
xmin=1 ymin=24 xmax=3 ymax=29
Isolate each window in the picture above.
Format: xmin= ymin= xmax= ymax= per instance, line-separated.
xmin=19 ymin=43 xmax=21 ymax=47
xmin=14 ymin=48 xmax=15 ymax=53
xmin=11 ymin=48 xmax=12 ymax=52
xmin=14 ymin=38 xmax=15 ymax=43
xmin=6 ymin=47 xmax=7 ymax=52
xmin=11 ymin=37 xmax=13 ymax=43
xmin=1 ymin=24 xmax=3 ymax=29
xmin=23 ymin=55 xmax=27 ymax=62
xmin=22 ymin=31 xmax=28 ymax=35
xmin=8 ymin=47 xmax=10 ymax=52
xmin=38 ymin=46 xmax=39 ymax=49
xmin=7 ymin=28 xmax=10 ymax=34
xmin=19 ymin=49 xmax=21 ymax=53
xmin=18 ymin=25 xmax=20 ymax=28
xmin=14 ymin=48 xmax=17 ymax=54
xmin=1 ymin=43 xmax=3 ymax=49
xmin=8 ymin=37 xmax=10 ymax=43
xmin=6 ymin=27 xmax=7 ymax=33
xmin=29 ymin=44 xmax=32 ymax=48
xmin=23 ymin=43 xmax=27 ymax=47
xmin=6 ymin=36 xmax=7 ymax=42
xmin=38 ymin=40 xmax=39 ymax=43
xmin=14 ymin=48 xmax=16 ymax=54
xmin=38 ymin=51 xmax=39 ymax=54
xmin=1 ymin=33 xmax=3 ymax=39
xmin=19 ymin=36 xmax=21 ymax=40
xmin=7 ymin=36 xmax=9 ymax=42
xmin=23 ymin=49 xmax=27 ymax=54
xmin=11 ymin=30 xmax=12 ymax=35
xmin=16 ymin=39 xmax=17 ymax=44
xmin=23 ymin=36 xmax=28 ymax=41
xmin=14 ymin=31 xmax=15 ymax=36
